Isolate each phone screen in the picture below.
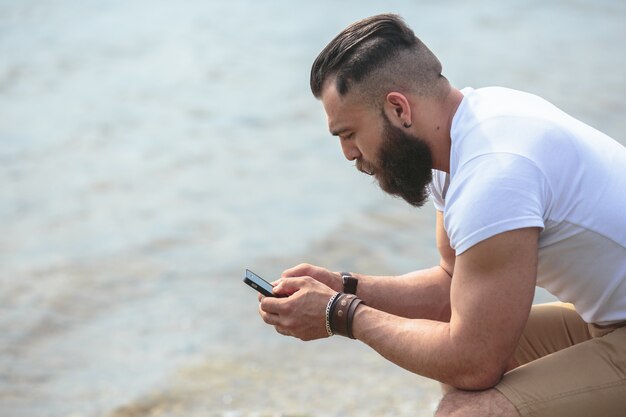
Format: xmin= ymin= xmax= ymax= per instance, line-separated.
xmin=244 ymin=269 xmax=275 ymax=297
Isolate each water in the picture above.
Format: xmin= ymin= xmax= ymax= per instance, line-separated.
xmin=1 ymin=1 xmax=625 ymax=416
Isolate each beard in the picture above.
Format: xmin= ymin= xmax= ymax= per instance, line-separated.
xmin=371 ymin=114 xmax=433 ymax=207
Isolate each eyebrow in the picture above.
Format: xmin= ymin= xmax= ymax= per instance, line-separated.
xmin=330 ymin=127 xmax=349 ymax=137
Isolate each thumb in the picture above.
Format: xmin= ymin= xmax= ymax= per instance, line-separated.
xmin=273 ymin=277 xmax=306 ymax=296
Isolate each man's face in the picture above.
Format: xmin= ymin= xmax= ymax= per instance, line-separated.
xmin=322 ymin=83 xmax=433 ymax=207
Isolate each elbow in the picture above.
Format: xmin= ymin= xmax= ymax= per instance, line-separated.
xmin=447 ymin=363 xmax=505 ymax=391
xmin=443 ymin=332 xmax=514 ymax=390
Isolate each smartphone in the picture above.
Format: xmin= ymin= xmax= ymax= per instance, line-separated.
xmin=243 ymin=269 xmax=281 ymax=297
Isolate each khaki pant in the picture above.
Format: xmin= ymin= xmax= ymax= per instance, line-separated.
xmin=495 ymin=302 xmax=626 ymax=417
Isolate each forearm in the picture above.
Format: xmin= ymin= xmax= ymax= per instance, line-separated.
xmin=352 ymin=265 xmax=452 ymax=321
xmin=351 ymin=306 xmax=505 ymax=390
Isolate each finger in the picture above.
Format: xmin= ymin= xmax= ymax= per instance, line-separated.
xmin=259 ymin=302 xmax=280 ymax=325
xmin=260 ymin=295 xmax=288 ymax=315
xmin=281 ymin=263 xmax=313 ymax=278
xmin=273 ymin=277 xmax=309 ymax=296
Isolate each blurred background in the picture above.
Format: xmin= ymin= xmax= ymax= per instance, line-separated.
xmin=1 ymin=1 xmax=624 ymax=416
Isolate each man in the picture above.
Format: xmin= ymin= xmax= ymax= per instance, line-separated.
xmin=258 ymin=14 xmax=626 ymax=416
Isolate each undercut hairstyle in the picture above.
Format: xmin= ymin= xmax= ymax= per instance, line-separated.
xmin=310 ymin=14 xmax=446 ymax=106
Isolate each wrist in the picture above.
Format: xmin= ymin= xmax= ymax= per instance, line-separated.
xmin=349 ymin=302 xmax=368 ymax=341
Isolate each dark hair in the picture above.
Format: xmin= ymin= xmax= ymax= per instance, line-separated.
xmin=310 ymin=14 xmax=442 ymax=101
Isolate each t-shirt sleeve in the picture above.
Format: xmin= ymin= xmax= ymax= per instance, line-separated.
xmin=444 ymin=154 xmax=549 ymax=255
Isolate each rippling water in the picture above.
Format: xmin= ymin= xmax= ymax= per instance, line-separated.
xmin=1 ymin=1 xmax=625 ymax=416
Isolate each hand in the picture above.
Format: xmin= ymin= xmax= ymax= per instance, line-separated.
xmin=258 ymin=276 xmax=337 ymax=341
xmin=281 ymin=263 xmax=343 ymax=292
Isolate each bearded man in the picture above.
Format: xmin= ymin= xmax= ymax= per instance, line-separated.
xmin=258 ymin=14 xmax=626 ymax=417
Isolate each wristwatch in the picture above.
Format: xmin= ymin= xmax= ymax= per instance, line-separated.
xmin=341 ymin=272 xmax=358 ymax=295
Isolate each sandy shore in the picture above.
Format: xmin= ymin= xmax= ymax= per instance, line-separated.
xmin=107 ymin=343 xmax=442 ymax=417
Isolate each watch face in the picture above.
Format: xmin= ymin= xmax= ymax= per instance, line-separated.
xmin=342 ymin=273 xmax=358 ymax=294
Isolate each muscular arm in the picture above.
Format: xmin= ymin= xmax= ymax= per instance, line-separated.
xmin=260 ymin=216 xmax=537 ymax=389
xmin=352 ymin=227 xmax=539 ymax=390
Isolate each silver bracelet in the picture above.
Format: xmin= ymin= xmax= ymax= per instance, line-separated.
xmin=325 ymin=292 xmax=340 ymax=336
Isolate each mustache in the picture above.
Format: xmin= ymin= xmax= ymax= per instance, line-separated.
xmin=355 ymin=159 xmax=375 ymax=176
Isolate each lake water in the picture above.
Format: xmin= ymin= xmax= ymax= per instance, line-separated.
xmin=1 ymin=1 xmax=625 ymax=416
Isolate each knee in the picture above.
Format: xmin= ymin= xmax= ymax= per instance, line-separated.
xmin=435 ymin=390 xmax=468 ymax=417
xmin=435 ymin=389 xmax=519 ymax=417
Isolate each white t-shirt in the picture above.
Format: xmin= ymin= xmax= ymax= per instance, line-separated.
xmin=429 ymin=87 xmax=626 ymax=325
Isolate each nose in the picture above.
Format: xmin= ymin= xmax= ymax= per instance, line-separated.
xmin=340 ymin=139 xmax=361 ymax=161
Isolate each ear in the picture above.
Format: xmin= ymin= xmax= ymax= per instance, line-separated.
xmin=384 ymin=92 xmax=413 ymax=128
